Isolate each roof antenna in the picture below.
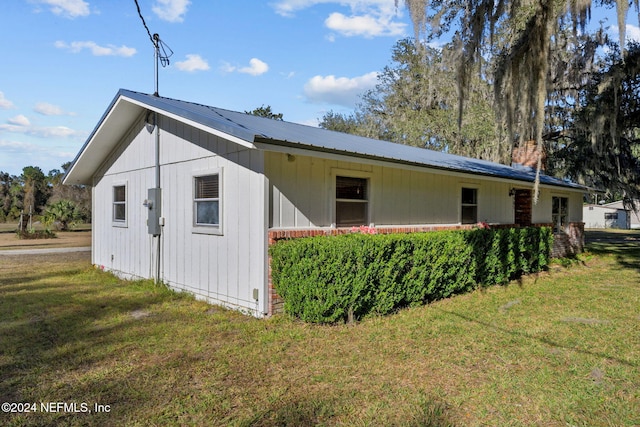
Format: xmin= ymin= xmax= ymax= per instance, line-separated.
xmin=134 ymin=0 xmax=173 ymax=96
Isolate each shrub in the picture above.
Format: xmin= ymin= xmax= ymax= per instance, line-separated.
xmin=270 ymin=227 xmax=553 ymax=323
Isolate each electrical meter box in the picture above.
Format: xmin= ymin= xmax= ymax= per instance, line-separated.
xmin=144 ymin=188 xmax=162 ymax=236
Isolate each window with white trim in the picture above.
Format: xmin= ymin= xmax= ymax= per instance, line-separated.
xmin=552 ymin=196 xmax=568 ymax=232
xmin=112 ymin=185 xmax=126 ymax=225
xmin=194 ymin=174 xmax=220 ymax=227
xmin=336 ymin=176 xmax=368 ymax=227
xmin=461 ymin=187 xmax=478 ymax=224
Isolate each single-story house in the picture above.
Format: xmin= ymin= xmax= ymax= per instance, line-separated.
xmin=64 ymin=89 xmax=586 ymax=317
xmin=582 ymin=203 xmax=630 ymax=229
xmin=598 ymin=200 xmax=640 ymax=229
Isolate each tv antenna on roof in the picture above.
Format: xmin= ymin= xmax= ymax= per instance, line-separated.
xmin=133 ymin=0 xmax=173 ymax=96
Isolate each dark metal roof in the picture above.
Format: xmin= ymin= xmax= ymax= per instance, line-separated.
xmin=67 ymin=89 xmax=586 ymax=190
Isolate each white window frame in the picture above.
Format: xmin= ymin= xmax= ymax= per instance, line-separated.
xmin=460 ymin=186 xmax=479 ymax=224
xmin=552 ymin=195 xmax=569 ymax=233
xmin=112 ymin=183 xmax=127 ymax=227
xmin=331 ymin=169 xmax=373 ymax=228
xmin=192 ymin=168 xmax=223 ymax=235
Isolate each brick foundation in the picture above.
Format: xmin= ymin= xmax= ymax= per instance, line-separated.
xmin=266 ymin=222 xmax=585 ymax=315
xmin=552 ymin=222 xmax=585 ymax=258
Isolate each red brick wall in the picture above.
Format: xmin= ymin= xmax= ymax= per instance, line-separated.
xmin=552 ymin=222 xmax=585 ymax=258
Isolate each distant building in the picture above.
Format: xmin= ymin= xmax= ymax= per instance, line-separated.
xmin=583 ymin=203 xmax=630 ymax=229
xmin=600 ymin=201 xmax=640 ymax=229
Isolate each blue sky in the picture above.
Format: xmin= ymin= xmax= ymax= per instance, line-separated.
xmin=0 ymin=0 xmax=635 ymax=177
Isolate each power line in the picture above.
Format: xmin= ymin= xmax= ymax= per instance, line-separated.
xmin=133 ymin=0 xmax=173 ymax=67
xmin=133 ymin=0 xmax=154 ymax=45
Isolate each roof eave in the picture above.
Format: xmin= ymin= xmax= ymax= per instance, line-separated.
xmin=254 ymin=137 xmax=588 ymax=192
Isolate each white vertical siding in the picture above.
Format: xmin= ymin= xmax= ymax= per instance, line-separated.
xmin=266 ymin=152 xmax=555 ymax=228
xmin=532 ymin=188 xmax=583 ymax=224
xmin=92 ymin=114 xmax=267 ymax=316
xmin=92 ymin=115 xmax=155 ymax=280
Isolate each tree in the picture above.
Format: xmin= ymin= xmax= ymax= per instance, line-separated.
xmin=553 ymin=42 xmax=640 ymax=207
xmin=319 ymin=110 xmax=362 ymax=134
xmin=320 ymin=38 xmax=505 ymax=162
xmin=20 ymin=166 xmax=48 ymax=216
xmin=43 ymin=199 xmax=81 ymax=231
xmin=47 ymin=163 xmax=91 ymax=223
xmin=361 ymin=39 xmax=505 ymax=162
xmin=398 ymin=0 xmax=632 ymax=198
xmin=245 ymin=105 xmax=283 ymax=120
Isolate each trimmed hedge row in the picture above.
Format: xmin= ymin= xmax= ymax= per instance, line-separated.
xmin=270 ymin=227 xmax=553 ymax=323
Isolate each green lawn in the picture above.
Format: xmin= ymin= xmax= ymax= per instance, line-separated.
xmin=0 ymin=235 xmax=638 ymax=426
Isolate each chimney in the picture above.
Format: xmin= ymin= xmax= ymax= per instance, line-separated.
xmin=512 ymin=140 xmax=546 ymax=171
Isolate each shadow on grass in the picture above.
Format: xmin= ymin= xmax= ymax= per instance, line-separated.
xmin=238 ymin=395 xmax=454 ymax=427
xmin=438 ymin=308 xmax=638 ymax=368
xmin=0 ymin=267 xmax=177 ymax=401
xmin=584 ymin=230 xmax=640 ymax=274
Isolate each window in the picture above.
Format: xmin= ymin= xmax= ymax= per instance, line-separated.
xmin=552 ymin=196 xmax=568 ymax=232
xmin=604 ymin=212 xmax=618 ymax=220
xmin=113 ymin=185 xmax=126 ymax=224
xmin=336 ymin=176 xmax=368 ymax=227
xmin=194 ymin=174 xmax=220 ymax=227
xmin=461 ymin=187 xmax=478 ymax=224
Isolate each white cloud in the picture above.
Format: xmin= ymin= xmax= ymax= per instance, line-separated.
xmin=0 ymin=92 xmax=14 ymax=109
xmin=35 ymin=0 xmax=90 ymax=18
xmin=303 ymin=71 xmax=378 ymax=107
xmin=175 ymin=54 xmax=210 ymax=72
xmin=271 ymin=0 xmax=406 ymax=38
xmin=55 ymin=40 xmax=137 ymax=57
xmin=0 ymin=139 xmax=78 ymax=176
xmin=8 ymin=115 xmax=31 ymax=127
xmin=34 ymin=102 xmax=67 ymax=116
xmin=325 ymin=11 xmax=405 ymax=37
xmin=609 ymin=24 xmax=640 ymax=44
xmin=152 ymin=0 xmax=191 ymax=23
xmin=239 ymin=58 xmax=269 ymax=76
xmin=222 ymin=58 xmax=270 ymax=76
xmin=0 ymin=121 xmax=86 ymax=139
xmin=628 ymin=25 xmax=640 ymax=43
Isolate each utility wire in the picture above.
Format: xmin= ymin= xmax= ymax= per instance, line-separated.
xmin=134 ymin=0 xmax=154 ymax=45
xmin=133 ymin=0 xmax=173 ymax=67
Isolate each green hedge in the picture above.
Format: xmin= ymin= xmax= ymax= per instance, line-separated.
xmin=270 ymin=227 xmax=553 ymax=323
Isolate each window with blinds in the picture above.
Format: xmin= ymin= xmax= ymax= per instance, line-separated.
xmin=336 ymin=176 xmax=368 ymax=227
xmin=194 ymin=174 xmax=219 ymax=226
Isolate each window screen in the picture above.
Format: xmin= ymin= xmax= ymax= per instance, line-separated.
xmin=336 ymin=176 xmax=368 ymax=227
xmin=461 ymin=187 xmax=477 ymax=224
xmin=113 ymin=185 xmax=126 ymax=222
xmin=194 ymin=175 xmax=220 ymax=226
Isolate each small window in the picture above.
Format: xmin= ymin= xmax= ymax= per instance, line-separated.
xmin=604 ymin=212 xmax=618 ymax=220
xmin=113 ymin=185 xmax=126 ymax=224
xmin=194 ymin=174 xmax=220 ymax=227
xmin=336 ymin=176 xmax=368 ymax=227
xmin=552 ymin=196 xmax=568 ymax=232
xmin=461 ymin=187 xmax=477 ymax=224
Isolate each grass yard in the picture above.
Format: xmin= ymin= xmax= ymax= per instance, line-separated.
xmin=0 ymin=233 xmax=639 ymax=426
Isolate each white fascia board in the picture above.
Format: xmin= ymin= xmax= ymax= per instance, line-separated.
xmin=121 ymin=96 xmax=257 ymax=150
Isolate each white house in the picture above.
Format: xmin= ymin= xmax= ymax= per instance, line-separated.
xmin=64 ymin=90 xmax=586 ymax=317
xmin=582 ymin=204 xmax=630 ymax=229
xmin=599 ymin=201 xmax=640 ymax=229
